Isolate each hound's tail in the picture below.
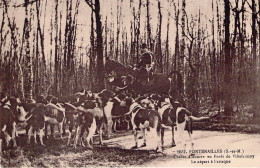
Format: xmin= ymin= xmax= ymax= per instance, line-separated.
xmin=185 ymin=109 xmax=210 ymax=121
xmin=185 ymin=109 xmax=209 ymax=134
xmin=190 ymin=116 xmax=210 ymax=121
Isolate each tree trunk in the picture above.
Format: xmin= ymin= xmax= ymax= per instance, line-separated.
xmin=25 ymin=0 xmax=33 ymax=100
xmin=257 ymin=0 xmax=260 ymax=116
xmin=95 ymin=0 xmax=104 ymax=91
xmin=165 ymin=11 xmax=170 ymax=74
xmin=54 ymin=0 xmax=59 ymax=96
xmin=115 ymin=0 xmax=121 ymax=61
xmin=180 ymin=0 xmax=186 ymax=95
xmin=136 ymin=0 xmax=141 ymax=63
xmin=174 ymin=1 xmax=180 ymax=73
xmin=146 ymin=0 xmax=152 ymax=50
xmin=224 ymin=0 xmax=232 ymax=115
xmin=251 ymin=0 xmax=257 ymax=117
xmin=89 ymin=9 xmax=95 ymax=90
xmin=157 ymin=1 xmax=163 ymax=73
xmin=211 ymin=0 xmax=217 ymax=103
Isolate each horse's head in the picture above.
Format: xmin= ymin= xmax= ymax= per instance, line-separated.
xmin=104 ymin=58 xmax=123 ymax=76
xmin=104 ymin=58 xmax=136 ymax=91
xmin=104 ymin=58 xmax=134 ymax=80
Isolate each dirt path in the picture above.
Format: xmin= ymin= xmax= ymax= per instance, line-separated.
xmin=105 ymin=130 xmax=260 ymax=167
xmin=1 ymin=130 xmax=260 ymax=167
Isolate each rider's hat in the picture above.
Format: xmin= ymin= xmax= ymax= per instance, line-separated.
xmin=141 ymin=43 xmax=147 ymax=49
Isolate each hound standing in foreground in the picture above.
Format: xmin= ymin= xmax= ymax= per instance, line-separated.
xmin=156 ymin=96 xmax=209 ymax=149
xmin=74 ymin=100 xmax=104 ymax=148
xmin=123 ymin=97 xmax=163 ymax=152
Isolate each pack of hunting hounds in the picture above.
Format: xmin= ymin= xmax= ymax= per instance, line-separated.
xmin=0 ymin=89 xmax=209 ymax=153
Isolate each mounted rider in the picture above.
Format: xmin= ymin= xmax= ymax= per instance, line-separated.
xmin=135 ymin=43 xmax=155 ymax=81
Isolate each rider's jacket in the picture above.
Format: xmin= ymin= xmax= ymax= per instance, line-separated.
xmin=137 ymin=52 xmax=153 ymax=69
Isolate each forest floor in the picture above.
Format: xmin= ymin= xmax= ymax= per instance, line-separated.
xmin=1 ymin=128 xmax=260 ymax=167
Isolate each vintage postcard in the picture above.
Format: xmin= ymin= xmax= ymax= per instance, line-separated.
xmin=0 ymin=0 xmax=259 ymax=167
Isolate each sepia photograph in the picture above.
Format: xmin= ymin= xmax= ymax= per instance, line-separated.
xmin=0 ymin=0 xmax=260 ymax=167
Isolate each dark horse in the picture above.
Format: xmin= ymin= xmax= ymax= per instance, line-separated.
xmin=104 ymin=58 xmax=183 ymax=99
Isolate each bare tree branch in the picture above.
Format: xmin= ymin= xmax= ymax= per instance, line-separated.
xmin=13 ymin=0 xmax=39 ymax=8
xmin=245 ymin=0 xmax=252 ymax=9
xmin=85 ymin=0 xmax=95 ymax=12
